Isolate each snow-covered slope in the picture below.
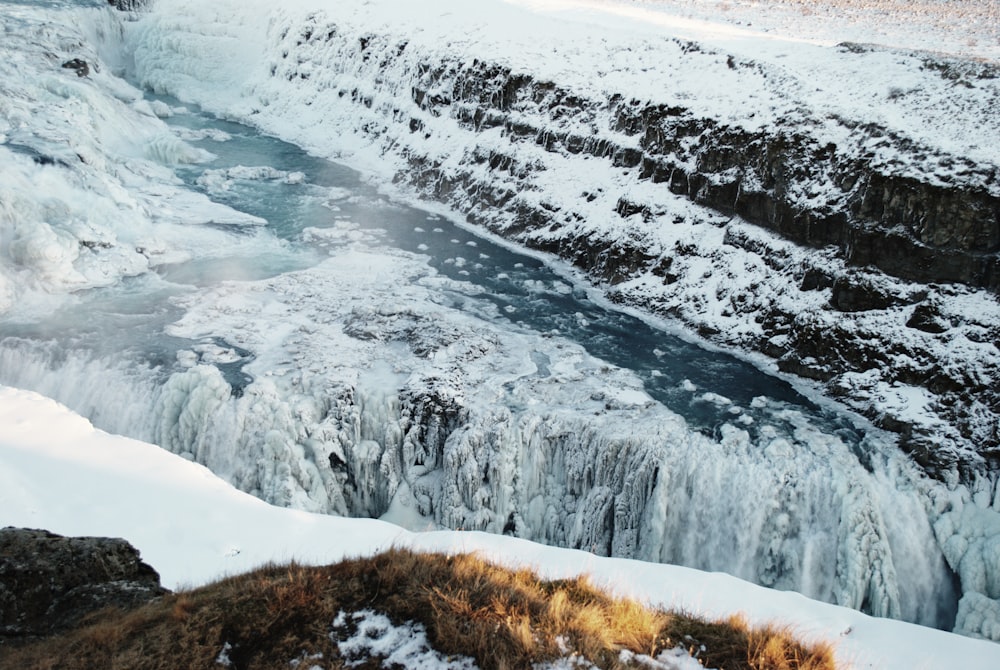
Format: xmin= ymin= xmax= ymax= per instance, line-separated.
xmin=2 ymin=384 xmax=999 ymax=669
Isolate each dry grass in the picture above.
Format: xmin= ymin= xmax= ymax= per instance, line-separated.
xmin=0 ymin=548 xmax=837 ymax=670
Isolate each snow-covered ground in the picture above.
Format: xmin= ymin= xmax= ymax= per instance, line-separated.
xmin=533 ymin=1 xmax=1000 ymax=63
xmin=3 ymin=384 xmax=999 ymax=669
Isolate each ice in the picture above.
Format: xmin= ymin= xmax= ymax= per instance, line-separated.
xmin=174 ymin=127 xmax=232 ymax=142
xmin=143 ymin=132 xmax=215 ymax=164
xmin=86 ymin=245 xmax=948 ymax=626
xmin=935 ymin=501 xmax=1000 ymax=640
xmin=0 ymin=2 xmax=269 ymax=318
xmin=196 ymin=165 xmax=306 ymax=194
xmin=957 ymin=593 xmax=1000 ymax=642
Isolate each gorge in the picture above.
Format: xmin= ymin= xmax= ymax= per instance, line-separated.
xmin=1 ymin=0 xmax=999 ymax=642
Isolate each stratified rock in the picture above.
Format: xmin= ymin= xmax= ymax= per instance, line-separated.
xmin=0 ymin=528 xmax=168 ymax=645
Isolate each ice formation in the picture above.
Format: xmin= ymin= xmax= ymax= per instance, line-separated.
xmin=0 ymin=2 xmax=266 ymax=318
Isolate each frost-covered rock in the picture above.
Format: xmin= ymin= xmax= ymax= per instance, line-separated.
xmin=108 ymin=0 xmax=148 ymax=12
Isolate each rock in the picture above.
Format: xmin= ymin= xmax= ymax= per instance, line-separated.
xmin=107 ymin=0 xmax=148 ymax=10
xmin=829 ymin=275 xmax=901 ymax=312
xmin=60 ymin=58 xmax=89 ymax=78
xmin=906 ymin=300 xmax=952 ymax=333
xmin=800 ymin=267 xmax=833 ymax=291
xmin=0 ymin=528 xmax=168 ymax=645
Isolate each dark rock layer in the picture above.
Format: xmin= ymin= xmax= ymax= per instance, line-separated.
xmin=0 ymin=528 xmax=168 ymax=645
xmin=408 ymin=58 xmax=1000 ymax=292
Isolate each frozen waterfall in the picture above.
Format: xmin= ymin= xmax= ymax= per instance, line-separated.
xmin=0 ymin=246 xmax=960 ymax=628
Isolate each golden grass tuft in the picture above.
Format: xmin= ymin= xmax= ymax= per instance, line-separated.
xmin=0 ymin=548 xmax=837 ymax=670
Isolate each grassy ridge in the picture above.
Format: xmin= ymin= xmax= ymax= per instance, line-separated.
xmin=1 ymin=548 xmax=836 ymax=670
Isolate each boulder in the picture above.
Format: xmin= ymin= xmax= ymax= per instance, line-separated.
xmin=60 ymin=58 xmax=89 ymax=77
xmin=107 ymin=0 xmax=148 ymax=10
xmin=0 ymin=528 xmax=168 ymax=645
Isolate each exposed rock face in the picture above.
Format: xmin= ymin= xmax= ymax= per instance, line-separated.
xmin=399 ymin=55 xmax=1000 ymax=292
xmin=0 ymin=528 xmax=168 ymax=645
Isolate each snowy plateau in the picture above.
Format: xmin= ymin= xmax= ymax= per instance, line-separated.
xmin=1 ymin=0 xmax=1000 ymax=664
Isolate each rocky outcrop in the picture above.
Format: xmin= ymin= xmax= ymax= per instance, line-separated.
xmin=60 ymin=58 xmax=90 ymax=78
xmin=107 ymin=0 xmax=148 ymax=10
xmin=400 ymin=55 xmax=1000 ymax=292
xmin=0 ymin=528 xmax=168 ymax=645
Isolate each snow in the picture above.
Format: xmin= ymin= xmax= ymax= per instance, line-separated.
xmin=331 ymin=609 xmax=705 ymax=669
xmin=557 ymin=1 xmax=1000 ymax=62
xmin=2 ymin=384 xmax=1000 ymax=668
xmin=125 ymin=0 xmax=1000 ymax=172
xmin=332 ymin=610 xmax=478 ymax=669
